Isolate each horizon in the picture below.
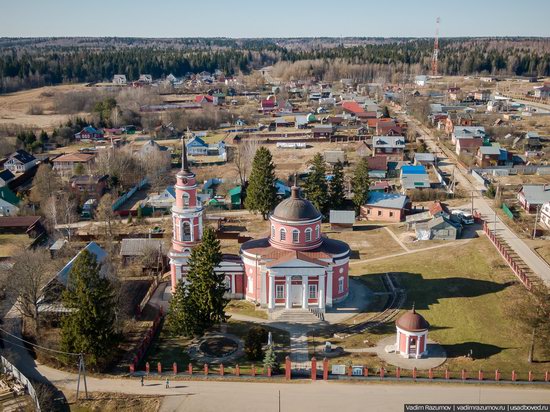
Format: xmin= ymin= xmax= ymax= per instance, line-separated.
xmin=1 ymin=0 xmax=550 ymax=38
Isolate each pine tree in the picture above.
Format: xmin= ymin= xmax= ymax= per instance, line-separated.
xmin=304 ymin=153 xmax=328 ymax=214
xmin=352 ymin=158 xmax=370 ymax=214
xmin=329 ymin=160 xmax=345 ymax=210
xmin=244 ymin=147 xmax=277 ymax=220
xmin=60 ymin=249 xmax=118 ymax=369
xmin=167 ymin=226 xmax=226 ymax=337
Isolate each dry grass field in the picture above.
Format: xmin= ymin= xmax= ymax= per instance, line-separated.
xmin=0 ymin=84 xmax=90 ymax=130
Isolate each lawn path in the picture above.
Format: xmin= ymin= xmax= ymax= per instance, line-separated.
xmin=383 ymin=226 xmax=410 ymax=252
xmin=349 ymin=238 xmax=472 ymax=266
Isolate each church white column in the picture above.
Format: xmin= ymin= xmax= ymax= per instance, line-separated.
xmin=326 ymin=269 xmax=333 ymax=307
xmin=405 ymin=334 xmax=410 ymax=358
xmin=268 ymin=274 xmax=275 ymax=310
xmin=285 ymin=276 xmax=292 ymax=309
xmin=302 ymin=276 xmax=308 ymax=309
xmin=318 ymin=274 xmax=325 ymax=310
xmin=396 ymin=330 xmax=400 ymax=353
xmin=416 ymin=336 xmax=421 ymax=358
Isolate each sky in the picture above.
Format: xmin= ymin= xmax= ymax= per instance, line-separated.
xmin=1 ymin=0 xmax=549 ymax=38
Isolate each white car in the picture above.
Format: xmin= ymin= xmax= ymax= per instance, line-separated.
xmin=451 ymin=210 xmax=474 ymax=225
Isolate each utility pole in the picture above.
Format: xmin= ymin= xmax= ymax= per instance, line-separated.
xmin=532 ymin=205 xmax=541 ymax=239
xmin=76 ymin=353 xmax=88 ymax=400
xmin=494 ymin=211 xmax=497 ymax=233
xmin=471 ymin=190 xmax=474 ymax=215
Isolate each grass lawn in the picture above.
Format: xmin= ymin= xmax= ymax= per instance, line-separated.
xmin=318 ymin=237 xmax=550 ymax=376
xmin=142 ymin=318 xmax=290 ymax=374
xmin=226 ymin=300 xmax=268 ymax=320
xmin=324 ymin=224 xmax=404 ymax=265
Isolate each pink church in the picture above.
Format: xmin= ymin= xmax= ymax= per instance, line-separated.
xmin=170 ymin=145 xmax=351 ymax=314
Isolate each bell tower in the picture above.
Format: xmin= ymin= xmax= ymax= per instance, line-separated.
xmin=169 ymin=136 xmax=204 ymax=291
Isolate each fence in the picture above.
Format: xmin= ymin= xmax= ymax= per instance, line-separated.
xmin=135 ymin=277 xmax=160 ymax=318
xmin=502 ymin=203 xmax=515 ymax=219
xmin=112 ymin=177 xmax=148 ymax=211
xmin=129 ymin=308 xmax=164 ymax=371
xmin=483 ymin=221 xmax=533 ymax=290
xmin=128 ymin=355 xmax=549 ymax=385
xmin=1 ymin=356 xmax=41 ymax=412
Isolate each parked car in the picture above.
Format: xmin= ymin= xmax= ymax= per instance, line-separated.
xmin=451 ymin=210 xmax=474 ymax=225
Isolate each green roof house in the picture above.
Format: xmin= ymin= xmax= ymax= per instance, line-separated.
xmin=0 ymin=186 xmax=20 ymax=216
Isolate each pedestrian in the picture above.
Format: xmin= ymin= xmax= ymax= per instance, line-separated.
xmin=141 ymin=375 xmax=144 ymax=387
xmin=165 ymin=377 xmax=170 ymax=389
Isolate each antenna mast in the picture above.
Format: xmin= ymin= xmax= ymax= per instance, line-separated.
xmin=432 ymin=17 xmax=440 ymax=76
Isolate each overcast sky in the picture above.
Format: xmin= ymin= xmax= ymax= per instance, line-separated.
xmin=1 ymin=0 xmax=549 ymax=38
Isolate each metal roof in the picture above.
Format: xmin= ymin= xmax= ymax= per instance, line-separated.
xmin=329 ymin=210 xmax=355 ymax=224
xmin=366 ymin=192 xmax=409 ymax=209
xmin=120 ymin=238 xmax=167 ymax=257
xmin=520 ymin=185 xmax=550 ymax=205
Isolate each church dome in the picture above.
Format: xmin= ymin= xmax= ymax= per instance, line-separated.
xmin=396 ymin=308 xmax=429 ymax=332
xmin=272 ymin=186 xmax=322 ymax=222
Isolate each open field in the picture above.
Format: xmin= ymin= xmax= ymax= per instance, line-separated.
xmin=226 ymin=300 xmax=268 ymax=320
xmin=312 ymin=237 xmax=550 ymax=375
xmin=0 ymin=84 xmax=90 ymax=130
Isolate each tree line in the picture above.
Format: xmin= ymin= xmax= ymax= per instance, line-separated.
xmin=2 ymin=37 xmax=550 ymax=93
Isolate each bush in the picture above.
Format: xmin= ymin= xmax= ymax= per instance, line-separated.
xmin=244 ymin=326 xmax=268 ymax=361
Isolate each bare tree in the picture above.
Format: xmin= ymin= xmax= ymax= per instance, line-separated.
xmin=95 ymin=147 xmax=144 ymax=190
xmin=233 ymin=139 xmax=260 ymax=187
xmin=96 ymin=193 xmax=116 ymax=241
xmin=42 ymin=192 xmax=78 ymax=240
xmin=0 ymin=249 xmax=58 ymax=336
xmin=29 ymin=164 xmax=62 ymax=206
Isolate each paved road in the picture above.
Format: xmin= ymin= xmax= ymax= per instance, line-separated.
xmin=29 ymin=365 xmax=550 ymax=412
xmin=407 ymin=115 xmax=550 ymax=285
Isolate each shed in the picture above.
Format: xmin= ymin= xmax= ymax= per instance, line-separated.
xmin=228 ymin=186 xmax=243 ymax=209
xmin=329 ymin=210 xmax=355 ymax=231
xmin=416 ymin=216 xmax=462 ymax=240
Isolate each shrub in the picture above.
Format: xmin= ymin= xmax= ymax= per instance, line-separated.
xmin=244 ymin=326 xmax=268 ymax=361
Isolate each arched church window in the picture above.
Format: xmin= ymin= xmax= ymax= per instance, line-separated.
xmin=280 ymin=228 xmax=286 ymax=241
xmin=315 ymin=224 xmax=320 ymax=239
xmin=183 ymin=192 xmax=190 ymax=207
xmin=305 ymin=228 xmax=312 ymax=242
xmin=271 ymin=225 xmax=275 ymax=239
xmin=292 ymin=229 xmax=299 ymax=243
xmin=182 ymin=222 xmax=191 ymax=241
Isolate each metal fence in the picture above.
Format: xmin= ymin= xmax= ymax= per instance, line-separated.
xmin=0 ymin=356 xmax=41 ymax=412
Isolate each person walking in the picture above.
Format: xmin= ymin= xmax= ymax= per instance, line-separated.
xmin=165 ymin=377 xmax=170 ymax=389
xmin=141 ymin=375 xmax=144 ymax=387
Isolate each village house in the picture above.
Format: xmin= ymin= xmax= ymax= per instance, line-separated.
xmin=74 ymin=126 xmax=104 ymax=140
xmin=260 ymin=98 xmax=277 ymax=113
xmin=400 ymin=165 xmax=431 ymax=192
xmin=4 ymin=150 xmax=37 ymax=173
xmin=534 ymin=84 xmax=550 ymax=99
xmin=476 ymin=144 xmax=509 ymax=168
xmin=473 ymin=90 xmax=491 ymax=102
xmin=416 ymin=216 xmax=462 ymax=240
xmin=138 ymin=74 xmax=153 ymax=84
xmin=313 ymin=125 xmax=335 ymax=139
xmin=517 ymin=184 xmax=550 ymax=213
xmin=69 ymin=174 xmax=108 ymax=199
xmin=413 ymin=153 xmax=436 ymax=166
xmin=120 ymin=238 xmax=168 ymax=268
xmin=367 ymin=155 xmax=388 ymax=179
xmin=52 ymin=153 xmax=96 ymax=177
xmin=0 ymin=215 xmax=44 ymax=237
xmin=414 ymin=75 xmax=428 ymax=87
xmin=0 ymin=169 xmax=15 ymax=187
xmin=372 ymin=136 xmax=406 ymax=161
xmin=451 ymin=126 xmax=486 ymax=145
xmin=329 ymin=210 xmax=355 ymax=231
xmin=524 ymin=131 xmax=543 ymax=153
xmin=445 ymin=113 xmax=473 ymax=136
xmin=186 ymin=136 xmax=226 ymax=159
xmin=360 ymin=192 xmax=410 ymax=222
xmin=456 ymin=138 xmax=483 ymax=156
xmin=139 ymin=139 xmax=171 ymax=169
xmin=0 ymin=186 xmax=20 ymax=216
xmin=540 ymin=202 xmax=550 ymax=229
xmin=145 ymin=186 xmax=176 ymax=211
xmin=112 ymin=74 xmax=127 ymax=85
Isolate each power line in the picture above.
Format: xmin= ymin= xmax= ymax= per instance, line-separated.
xmin=0 ymin=326 xmax=80 ymax=356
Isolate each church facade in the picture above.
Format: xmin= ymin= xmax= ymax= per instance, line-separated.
xmin=170 ymin=148 xmax=351 ymax=313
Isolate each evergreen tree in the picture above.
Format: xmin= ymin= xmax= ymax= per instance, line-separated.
xmin=60 ymin=250 xmax=118 ymax=369
xmin=352 ymin=158 xmax=370 ymax=214
xmin=244 ymin=326 xmax=268 ymax=361
xmin=244 ymin=147 xmax=277 ymax=220
xmin=328 ymin=160 xmax=345 ymax=210
xmin=167 ymin=226 xmax=226 ymax=337
xmin=263 ymin=344 xmax=280 ymax=373
xmin=304 ymin=153 xmax=328 ymax=214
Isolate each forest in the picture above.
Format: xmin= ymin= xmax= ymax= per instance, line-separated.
xmin=1 ymin=37 xmax=549 ymax=93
